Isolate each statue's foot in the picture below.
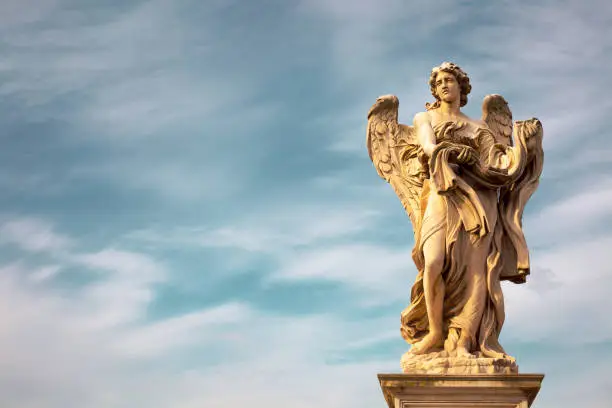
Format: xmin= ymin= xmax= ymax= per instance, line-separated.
xmin=495 ymin=352 xmax=515 ymax=363
xmin=409 ymin=332 xmax=444 ymax=355
xmin=455 ymin=333 xmax=475 ymax=358
xmin=456 ymin=345 xmax=474 ymax=358
xmin=482 ymin=350 xmax=516 ymax=363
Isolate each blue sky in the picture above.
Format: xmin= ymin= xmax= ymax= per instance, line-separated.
xmin=0 ymin=0 xmax=610 ymax=407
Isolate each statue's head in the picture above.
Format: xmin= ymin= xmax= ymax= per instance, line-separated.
xmin=426 ymin=62 xmax=472 ymax=110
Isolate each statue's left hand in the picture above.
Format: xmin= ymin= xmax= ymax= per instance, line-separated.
xmin=455 ymin=145 xmax=479 ymax=165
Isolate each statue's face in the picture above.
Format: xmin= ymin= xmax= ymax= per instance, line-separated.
xmin=434 ymin=71 xmax=460 ymax=104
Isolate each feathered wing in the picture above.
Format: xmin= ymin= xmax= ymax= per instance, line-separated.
xmin=482 ymin=94 xmax=513 ymax=145
xmin=479 ymin=94 xmax=515 ymax=170
xmin=366 ymin=95 xmax=427 ymax=236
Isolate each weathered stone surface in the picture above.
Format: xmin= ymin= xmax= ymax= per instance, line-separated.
xmin=401 ymin=349 xmax=518 ymax=375
xmin=379 ymin=373 xmax=544 ymax=408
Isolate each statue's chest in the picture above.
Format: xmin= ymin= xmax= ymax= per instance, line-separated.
xmin=432 ymin=120 xmax=479 ymax=147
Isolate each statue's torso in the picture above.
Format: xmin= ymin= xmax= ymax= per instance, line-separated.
xmin=426 ymin=110 xmax=485 ymax=148
xmin=426 ymin=109 xmax=484 ymax=131
xmin=423 ymin=110 xmax=499 ymax=195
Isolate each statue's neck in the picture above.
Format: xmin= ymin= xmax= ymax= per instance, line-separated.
xmin=438 ymin=101 xmax=461 ymax=116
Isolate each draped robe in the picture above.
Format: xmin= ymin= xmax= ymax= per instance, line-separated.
xmin=400 ymin=120 xmax=543 ymax=357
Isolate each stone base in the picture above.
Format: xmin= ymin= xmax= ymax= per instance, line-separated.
xmin=401 ymin=350 xmax=518 ymax=374
xmin=379 ymin=373 xmax=544 ymax=408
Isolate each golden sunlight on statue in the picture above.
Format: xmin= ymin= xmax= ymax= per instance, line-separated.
xmin=366 ymin=62 xmax=544 ymax=374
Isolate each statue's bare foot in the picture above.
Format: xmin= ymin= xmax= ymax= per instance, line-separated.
xmin=456 ymin=336 xmax=474 ymax=358
xmin=484 ymin=350 xmax=516 ymax=363
xmin=496 ymin=353 xmax=515 ymax=363
xmin=456 ymin=345 xmax=473 ymax=358
xmin=409 ymin=332 xmax=444 ymax=355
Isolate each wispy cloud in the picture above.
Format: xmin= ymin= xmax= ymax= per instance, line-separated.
xmin=0 ymin=0 xmax=279 ymax=204
xmin=503 ymin=234 xmax=612 ymax=344
xmin=28 ymin=264 xmax=62 ymax=282
xmin=127 ymin=205 xmax=383 ymax=252
xmin=0 ymin=217 xmax=71 ymax=253
xmin=113 ymin=302 xmax=251 ymax=358
xmin=525 ymin=176 xmax=612 ymax=245
xmin=270 ymin=243 xmax=412 ymax=304
xmin=68 ymin=249 xmax=166 ymax=329
xmin=0 ymin=254 xmax=397 ymax=407
xmin=297 ymin=0 xmax=465 ymax=90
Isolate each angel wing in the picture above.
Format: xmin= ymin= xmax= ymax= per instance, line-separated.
xmin=366 ymin=95 xmax=427 ymax=234
xmin=482 ymin=94 xmax=513 ymax=146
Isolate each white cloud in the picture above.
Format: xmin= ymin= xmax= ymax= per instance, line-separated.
xmin=0 ymin=217 xmax=71 ymax=253
xmin=0 ymin=258 xmax=399 ymax=408
xmin=74 ymin=249 xmax=164 ymax=280
xmin=342 ymin=329 xmax=399 ymax=351
xmin=113 ymin=302 xmax=252 ymax=358
xmin=0 ymin=0 xmax=273 ymax=136
xmin=503 ymin=234 xmax=612 ymax=344
xmin=69 ymin=249 xmax=166 ymax=329
xmin=1 ymin=1 xmax=183 ymax=104
xmin=123 ymin=202 xmax=415 ymax=306
xmin=28 ymin=264 xmax=62 ymax=282
xmin=270 ymin=243 xmax=413 ymax=302
xmin=0 ymin=0 xmax=278 ymax=203
xmin=296 ymin=0 xmax=464 ymax=88
xmin=127 ymin=205 xmax=383 ymax=253
xmin=525 ymin=176 xmax=612 ymax=245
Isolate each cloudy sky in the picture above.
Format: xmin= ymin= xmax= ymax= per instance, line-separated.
xmin=0 ymin=0 xmax=610 ymax=407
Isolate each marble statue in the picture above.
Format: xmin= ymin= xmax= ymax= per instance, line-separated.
xmin=366 ymin=62 xmax=544 ymax=374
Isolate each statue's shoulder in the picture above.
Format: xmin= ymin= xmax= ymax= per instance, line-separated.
xmin=413 ymin=110 xmax=431 ymax=126
xmin=460 ymin=114 xmax=488 ymax=132
xmin=456 ymin=111 xmax=483 ymax=126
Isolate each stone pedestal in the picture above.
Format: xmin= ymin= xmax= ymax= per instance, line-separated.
xmin=378 ymin=374 xmax=544 ymax=408
xmin=401 ymin=350 xmax=518 ymax=374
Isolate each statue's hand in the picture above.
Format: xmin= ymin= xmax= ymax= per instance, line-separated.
xmin=455 ymin=145 xmax=479 ymax=165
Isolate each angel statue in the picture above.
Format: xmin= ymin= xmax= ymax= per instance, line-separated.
xmin=366 ymin=62 xmax=543 ymax=374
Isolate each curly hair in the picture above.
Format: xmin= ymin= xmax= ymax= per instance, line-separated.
xmin=425 ymin=62 xmax=472 ymax=111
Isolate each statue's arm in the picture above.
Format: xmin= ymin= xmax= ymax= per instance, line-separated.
xmin=414 ymin=112 xmax=436 ymax=157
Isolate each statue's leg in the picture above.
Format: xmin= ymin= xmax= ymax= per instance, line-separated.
xmin=410 ymin=193 xmax=446 ymax=355
xmin=489 ymin=266 xmax=505 ymax=333
xmin=456 ymin=260 xmax=487 ymax=357
xmin=457 ymin=190 xmax=498 ymax=357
